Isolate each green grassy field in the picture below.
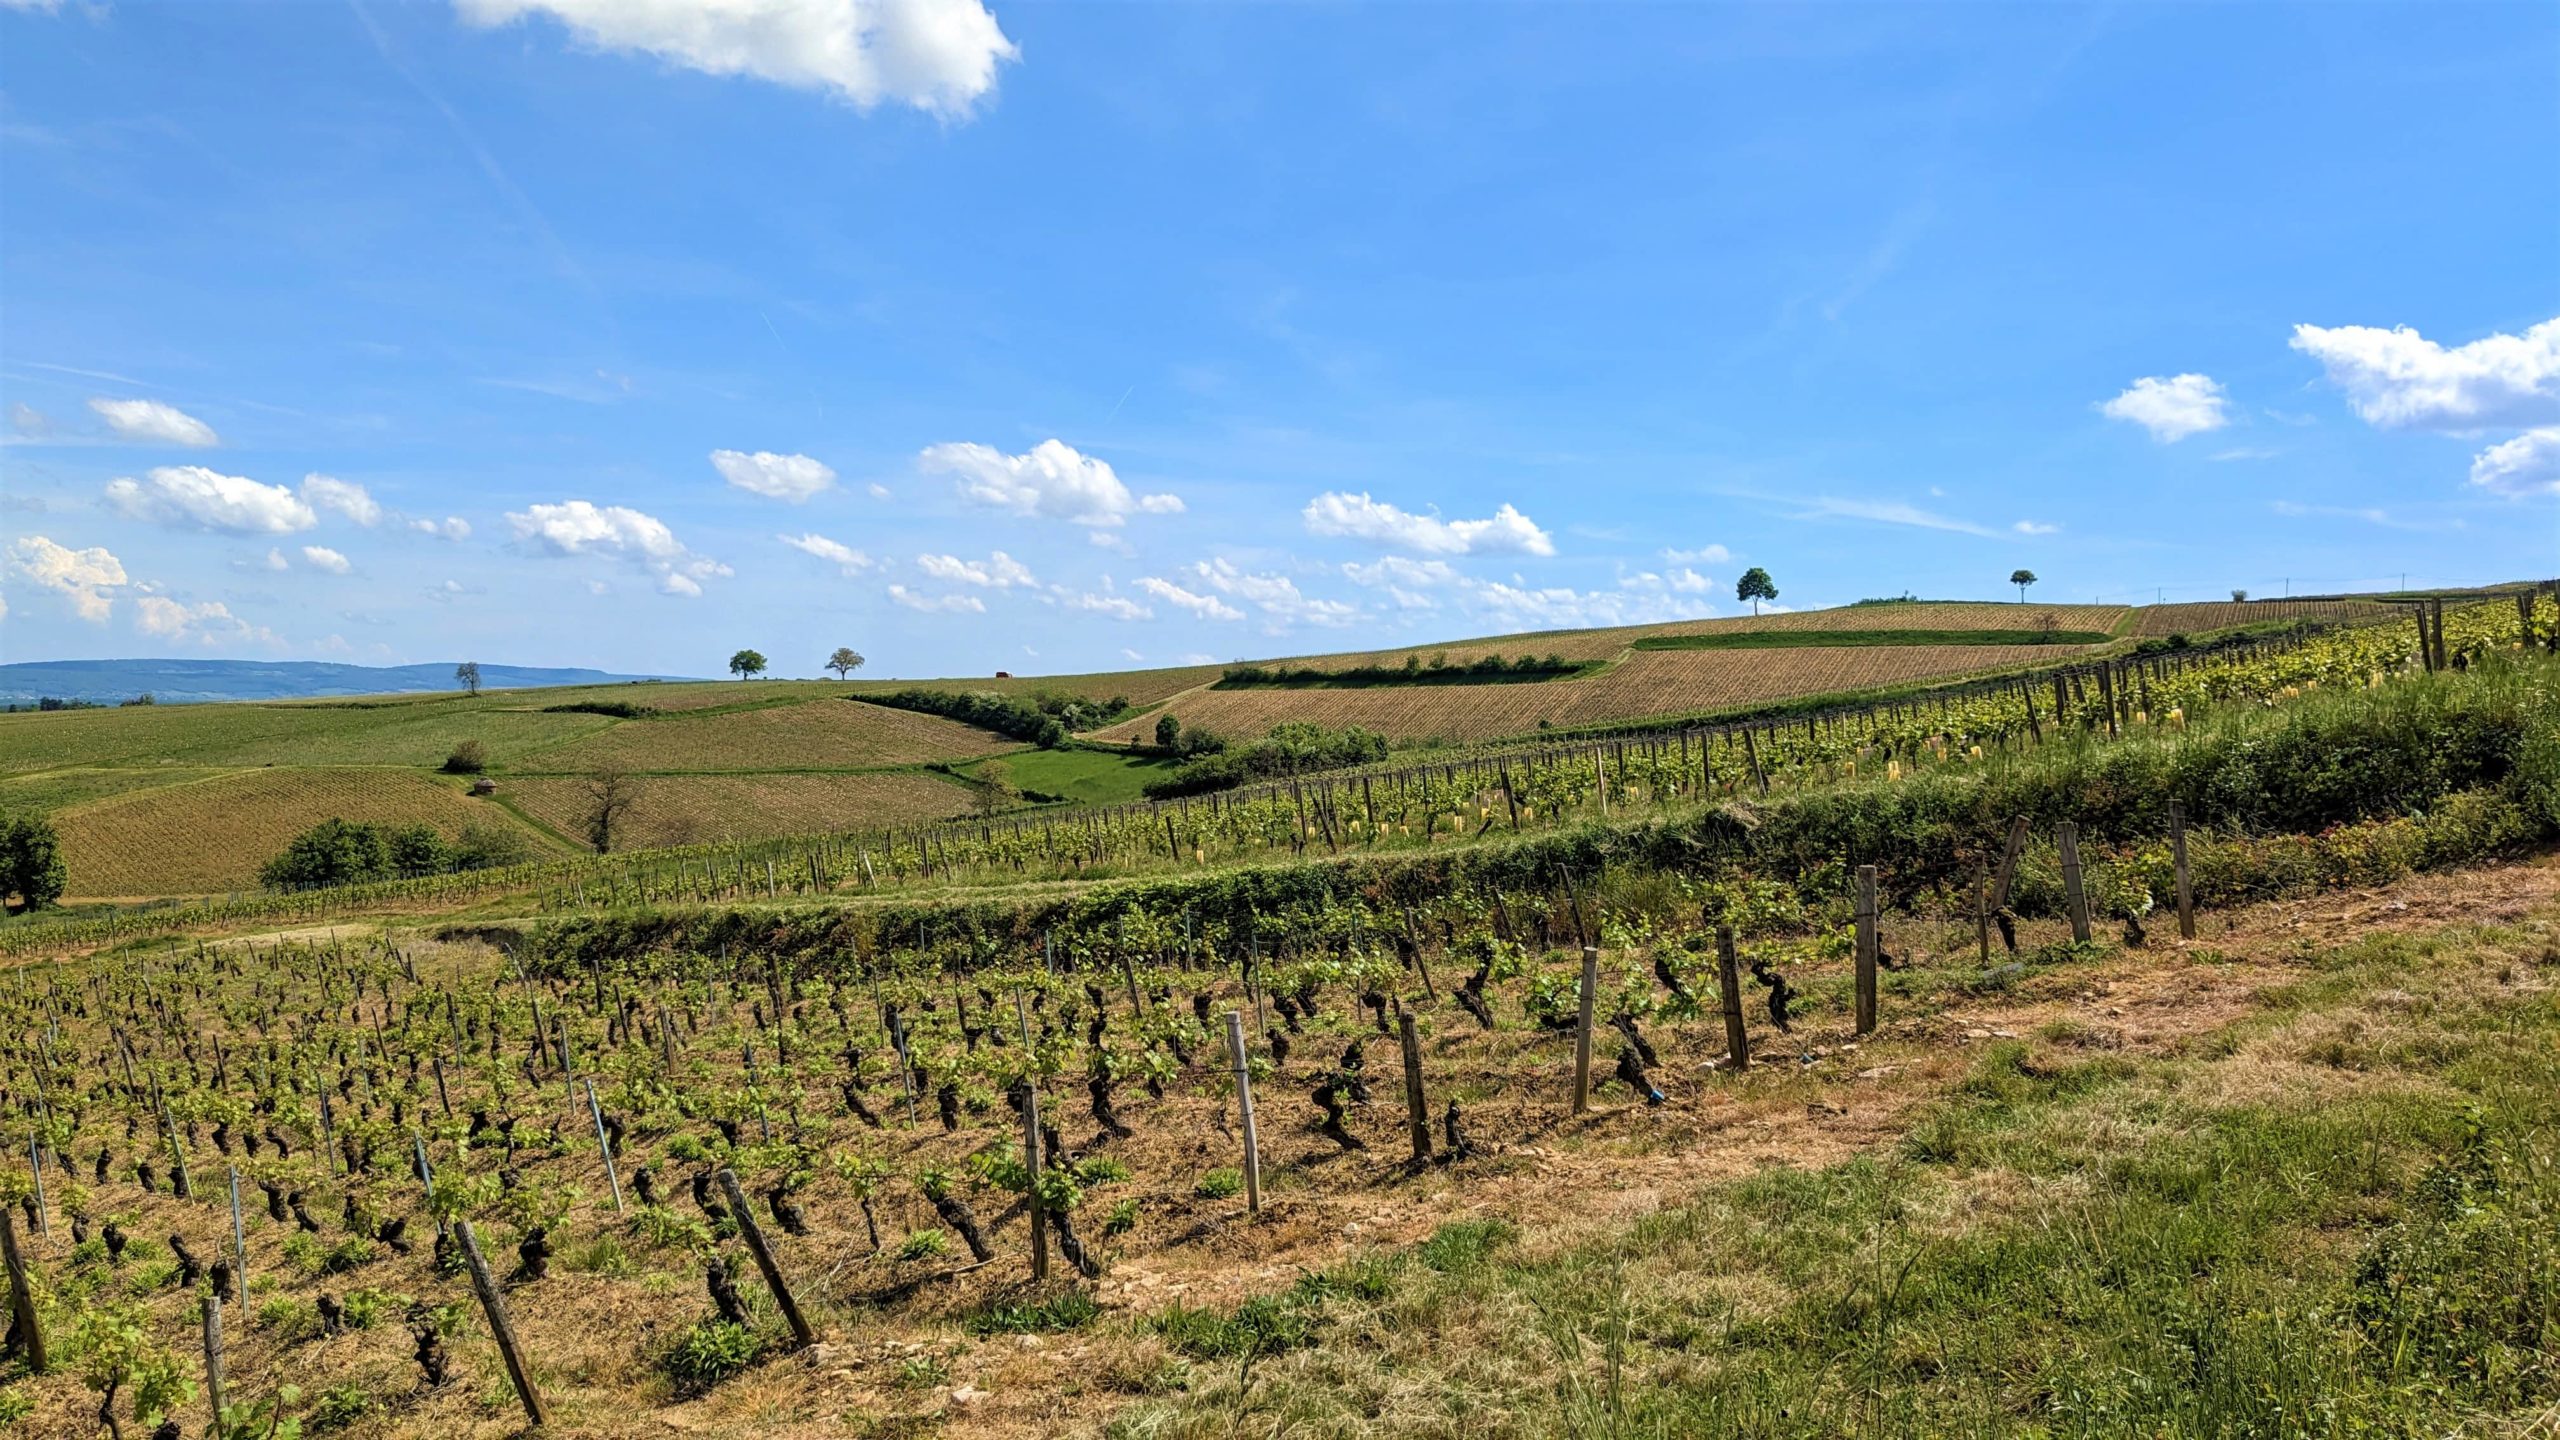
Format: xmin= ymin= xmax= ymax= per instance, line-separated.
xmin=964 ymin=745 xmax=1181 ymax=805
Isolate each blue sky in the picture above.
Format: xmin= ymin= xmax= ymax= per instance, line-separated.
xmin=3 ymin=0 xmax=2554 ymax=680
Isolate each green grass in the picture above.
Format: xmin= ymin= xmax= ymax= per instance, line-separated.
xmin=966 ymin=746 xmax=1180 ymax=805
xmin=1107 ymin=915 xmax=2560 ymax=1439
xmin=1632 ymin=627 xmax=2111 ymax=651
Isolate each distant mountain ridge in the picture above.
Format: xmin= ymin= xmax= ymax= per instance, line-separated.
xmin=0 ymin=658 xmax=696 ymax=705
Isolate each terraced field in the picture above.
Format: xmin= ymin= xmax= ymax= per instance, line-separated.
xmin=1094 ymin=643 xmax=2070 ymax=744
xmin=2127 ymin=598 xmax=2397 ymax=636
xmin=500 ymin=769 xmax=974 ymax=850
xmin=1242 ymin=601 xmax=2128 ymax=672
xmin=53 ymin=767 xmax=557 ymax=898
xmin=519 ymin=698 xmax=1016 ymax=774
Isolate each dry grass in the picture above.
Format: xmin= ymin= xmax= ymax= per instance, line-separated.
xmin=53 ymin=767 xmax=554 ymax=897
xmin=501 ymin=769 xmax=979 ymax=849
xmin=1091 ymin=644 xmax=2072 ymax=744
xmin=525 ymin=699 xmax=1017 ymax=774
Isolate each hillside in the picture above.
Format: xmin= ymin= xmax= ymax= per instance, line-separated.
xmin=0 ymin=658 xmax=692 ymax=705
xmin=0 ymin=596 xmax=2410 ymax=899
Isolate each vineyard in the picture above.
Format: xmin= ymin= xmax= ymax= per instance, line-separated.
xmin=1090 ymin=643 xmax=2083 ymax=744
xmin=518 ymin=702 xmax=1016 ymax=776
xmin=7 ymin=596 xmax=2547 ymax=954
xmin=498 ymin=773 xmax=978 ymax=854
xmin=0 ymin=612 xmax=2551 ymax=1434
xmin=52 ymin=771 xmax=562 ymax=901
xmin=0 ymin=598 xmax=2445 ymax=909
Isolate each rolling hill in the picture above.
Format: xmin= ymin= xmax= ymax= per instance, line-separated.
xmin=0 ymin=596 xmax=2407 ymax=898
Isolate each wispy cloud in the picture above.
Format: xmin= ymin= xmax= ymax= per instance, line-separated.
xmin=1797 ymin=496 xmax=1998 ymax=538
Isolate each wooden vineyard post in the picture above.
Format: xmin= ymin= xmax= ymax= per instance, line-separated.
xmin=453 ymin=1218 xmax=548 ymax=1428
xmin=0 ymin=1205 xmax=43 ymax=1374
xmin=200 ymin=1290 xmax=226 ymax=1425
xmin=226 ymin=1168 xmax=249 ymax=1309
xmin=1988 ymin=814 xmax=2031 ymax=951
xmin=1713 ymin=926 xmax=1749 ymax=1072
xmin=1853 ymin=865 xmax=1879 ymax=1036
xmin=584 ymin=1079 xmax=624 ymax=1215
xmin=2058 ymin=822 xmax=2091 ymax=943
xmin=715 ymin=1169 xmax=815 ymax=1349
xmin=2168 ymin=800 xmax=2196 ymax=940
xmin=1974 ymin=871 xmax=1991 ymax=964
xmin=1571 ymin=945 xmax=1599 ymax=1116
xmin=1223 ymin=1012 xmax=1263 ymax=1215
xmin=1397 ymin=1011 xmax=1430 ymax=1162
xmin=1742 ymin=726 xmax=1770 ymax=795
xmin=1014 ymin=994 xmax=1049 ymax=1283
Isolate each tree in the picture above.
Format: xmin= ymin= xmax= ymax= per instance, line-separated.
xmin=260 ymin=819 xmax=394 ymax=890
xmin=0 ymin=815 xmax=66 ymax=912
xmin=728 ymin=649 xmax=768 ymax=681
xmin=1736 ymin=567 xmax=1778 ymax=616
xmin=580 ymin=767 xmax=636 ymax=852
xmin=1155 ymin=713 xmax=1182 ymax=751
xmin=825 ymin=647 xmax=866 ymax=680
xmin=455 ymin=661 xmax=482 ymax=696
xmin=974 ymin=760 xmax=1018 ymax=818
xmin=2010 ymin=569 xmax=2038 ymax=602
xmin=2231 ymin=588 xmax=2250 ymax=603
xmin=442 ymin=740 xmax=488 ymax=775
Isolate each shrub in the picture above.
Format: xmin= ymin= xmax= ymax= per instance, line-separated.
xmin=308 ymin=1382 xmax=378 ymax=1433
xmin=441 ymin=740 xmax=488 ymax=774
xmin=1145 ymin=721 xmax=1392 ymax=799
xmin=867 ymin=688 xmax=1134 ymax=746
xmin=661 ymin=1319 xmax=761 ymax=1395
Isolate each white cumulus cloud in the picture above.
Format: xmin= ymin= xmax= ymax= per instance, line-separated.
xmin=300 ymin=474 xmax=382 ymax=526
xmin=1301 ymin=491 xmax=1555 ymax=556
xmin=2291 ymin=317 xmax=2560 ymax=431
xmin=454 ymin=0 xmax=1018 ymax=117
xmin=2099 ymin=374 xmax=2230 ymax=442
xmin=1061 ymin=590 xmax=1151 ymax=622
xmin=2470 ymin=428 xmax=2560 ymax=498
xmin=920 ymin=439 xmax=1181 ymax=529
xmin=887 ymin=583 xmax=985 ymax=614
xmin=87 ymin=397 xmax=220 ymax=447
xmin=1186 ymin=557 xmax=1357 ymax=630
xmin=105 ymin=466 xmax=317 ymax=534
xmin=1135 ymin=576 xmax=1242 ymax=622
xmin=134 ymin=596 xmax=275 ymax=646
xmin=712 ymin=449 xmax=837 ymax=501
xmin=300 ymin=545 xmax=353 ymax=575
xmin=506 ymin=499 xmax=730 ymax=596
xmin=778 ymin=532 xmax=874 ymax=575
xmin=1660 ymin=543 xmax=1731 ymax=565
xmin=411 ymin=516 xmax=473 ymax=541
xmin=916 ymin=550 xmax=1036 ymax=588
xmin=4 ymin=536 xmax=127 ymax=621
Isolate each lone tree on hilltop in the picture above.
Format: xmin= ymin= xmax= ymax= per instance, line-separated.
xmin=2010 ymin=569 xmax=2038 ymax=602
xmin=1736 ymin=566 xmax=1778 ymax=616
xmin=728 ymin=649 xmax=768 ymax=681
xmin=825 ymin=647 xmax=866 ymax=680
xmin=455 ymin=660 xmax=482 ymax=696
